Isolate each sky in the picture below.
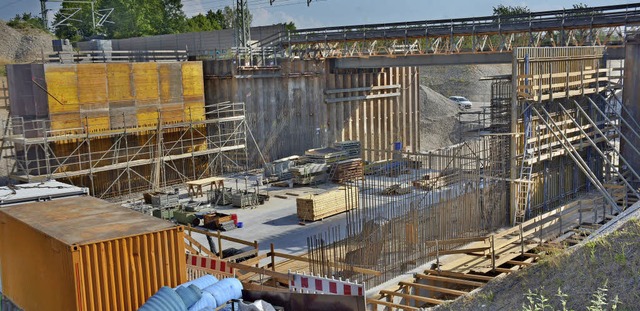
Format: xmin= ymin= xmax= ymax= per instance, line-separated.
xmin=0 ymin=0 xmax=630 ymax=29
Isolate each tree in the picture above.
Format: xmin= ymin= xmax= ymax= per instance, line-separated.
xmin=157 ymin=0 xmax=188 ymax=34
xmin=186 ymin=13 xmax=220 ymax=32
xmin=205 ymin=9 xmax=226 ymax=29
xmin=284 ymin=21 xmax=296 ymax=32
xmin=53 ymin=0 xmax=189 ymax=40
xmin=492 ymin=4 xmax=530 ymax=17
xmin=7 ymin=13 xmax=47 ymax=31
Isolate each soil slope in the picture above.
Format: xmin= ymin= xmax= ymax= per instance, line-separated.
xmin=0 ymin=20 xmax=54 ymax=64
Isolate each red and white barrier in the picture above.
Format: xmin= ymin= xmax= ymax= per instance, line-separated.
xmin=186 ymin=253 xmax=234 ymax=276
xmin=289 ymin=271 xmax=364 ymax=296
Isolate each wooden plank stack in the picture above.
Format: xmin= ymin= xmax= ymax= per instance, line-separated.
xmin=331 ymin=158 xmax=364 ymax=184
xmin=297 ymin=187 xmax=359 ymax=221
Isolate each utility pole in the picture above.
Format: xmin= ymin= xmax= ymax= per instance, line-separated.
xmin=40 ymin=0 xmax=48 ymax=29
xmin=235 ymin=0 xmax=250 ymax=47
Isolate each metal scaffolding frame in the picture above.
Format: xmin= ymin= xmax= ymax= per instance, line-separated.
xmin=2 ymin=102 xmax=247 ymax=198
xmin=511 ymin=46 xmax=640 ymax=224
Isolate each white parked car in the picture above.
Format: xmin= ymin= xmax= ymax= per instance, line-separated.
xmin=449 ymin=96 xmax=473 ymax=109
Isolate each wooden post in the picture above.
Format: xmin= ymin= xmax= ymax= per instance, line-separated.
xmin=188 ymin=225 xmax=194 ymax=252
xmin=435 ymin=239 xmax=440 ymax=271
xmin=519 ymin=223 xmax=524 ymax=256
xmin=270 ymin=243 xmax=276 ymax=271
xmin=490 ymin=235 xmax=496 ymax=271
xmin=558 ymin=214 xmax=563 ymax=236
xmin=217 ymin=230 xmax=223 ymax=259
xmin=270 ymin=243 xmax=277 ymax=287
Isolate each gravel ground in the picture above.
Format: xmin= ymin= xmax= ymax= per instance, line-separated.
xmin=420 ymin=64 xmax=511 ymax=103
xmin=419 ymin=85 xmax=460 ymax=152
xmin=0 ymin=21 xmax=53 ymax=63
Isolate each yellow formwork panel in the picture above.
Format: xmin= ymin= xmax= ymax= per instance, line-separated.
xmin=81 ymin=113 xmax=111 ymax=133
xmin=133 ymin=63 xmax=160 ymax=101
xmin=181 ymin=62 xmax=204 ymax=99
xmin=45 ymin=65 xmax=79 ymax=114
xmin=51 ymin=113 xmax=81 ymax=131
xmin=160 ymin=104 xmax=184 ymax=124
xmin=107 ymin=63 xmax=133 ymax=102
xmin=158 ymin=63 xmax=183 ymax=104
xmin=77 ymin=64 xmax=108 ymax=105
xmin=137 ymin=107 xmax=159 ymax=127
xmin=184 ymin=101 xmax=206 ymax=122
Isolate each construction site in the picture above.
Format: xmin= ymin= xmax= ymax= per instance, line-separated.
xmin=1 ymin=2 xmax=640 ymax=311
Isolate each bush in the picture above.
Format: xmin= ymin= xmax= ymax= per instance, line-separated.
xmin=522 ymin=284 xmax=620 ymax=311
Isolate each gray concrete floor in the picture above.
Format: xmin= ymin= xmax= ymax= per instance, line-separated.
xmin=160 ymin=178 xmax=354 ymax=256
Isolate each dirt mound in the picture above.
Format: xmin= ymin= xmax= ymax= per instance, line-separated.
xmin=0 ymin=21 xmax=54 ymax=64
xmin=419 ymin=85 xmax=460 ymax=152
xmin=436 ymin=218 xmax=640 ymax=311
xmin=421 ymin=64 xmax=511 ymax=103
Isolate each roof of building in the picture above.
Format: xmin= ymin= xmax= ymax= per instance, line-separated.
xmin=0 ymin=196 xmax=178 ymax=245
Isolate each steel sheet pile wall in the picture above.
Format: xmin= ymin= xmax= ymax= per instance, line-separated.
xmin=0 ymin=196 xmax=187 ymax=311
xmin=5 ymin=62 xmax=245 ymax=197
xmin=622 ymin=33 xmax=640 ymax=181
xmin=203 ymin=59 xmax=419 ymax=167
xmin=511 ymin=47 xmax=618 ymax=222
xmin=307 ymin=137 xmax=509 ymax=287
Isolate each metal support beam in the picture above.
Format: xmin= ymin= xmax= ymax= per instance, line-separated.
xmin=330 ymin=52 xmax=513 ymax=69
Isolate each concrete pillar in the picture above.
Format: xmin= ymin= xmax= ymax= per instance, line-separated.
xmin=622 ymin=34 xmax=640 ymax=184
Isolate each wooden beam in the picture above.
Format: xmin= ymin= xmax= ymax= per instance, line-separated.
xmin=399 ymin=281 xmax=468 ymax=296
xmin=423 ymin=269 xmax=494 ymax=282
xmin=506 ymin=260 xmax=532 ymax=266
xmin=324 ymin=84 xmax=401 ymax=94
xmin=494 ymin=267 xmax=518 ymax=274
xmin=324 ymin=92 xmax=401 ymax=104
xmin=380 ymin=290 xmax=444 ymax=305
xmin=367 ymin=299 xmax=420 ymax=311
xmin=184 ymin=234 xmax=217 ymax=257
xmin=422 ymin=236 xmax=488 ymax=246
xmin=428 ymin=247 xmax=491 ymax=256
xmin=415 ymin=273 xmax=485 ymax=287
xmin=271 ymin=251 xmax=382 ymax=276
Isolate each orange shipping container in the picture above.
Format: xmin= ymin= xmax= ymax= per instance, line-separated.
xmin=0 ymin=196 xmax=187 ymax=311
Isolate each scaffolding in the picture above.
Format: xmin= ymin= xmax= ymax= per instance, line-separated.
xmin=2 ymin=102 xmax=247 ymax=198
xmin=512 ymin=47 xmax=640 ymax=224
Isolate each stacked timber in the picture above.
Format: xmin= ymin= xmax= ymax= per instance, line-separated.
xmin=297 ymin=187 xmax=359 ymax=221
xmin=331 ymin=158 xmax=364 ymax=184
xmin=291 ymin=163 xmax=329 ymax=185
xmin=334 ymin=140 xmax=361 ymax=158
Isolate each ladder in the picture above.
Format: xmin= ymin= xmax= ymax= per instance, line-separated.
xmin=514 ymin=104 xmax=535 ymax=225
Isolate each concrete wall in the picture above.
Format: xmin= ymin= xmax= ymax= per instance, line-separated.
xmin=203 ymin=59 xmax=420 ymax=166
xmin=623 ymin=34 xmax=640 ymax=183
xmin=77 ymin=25 xmax=284 ymax=55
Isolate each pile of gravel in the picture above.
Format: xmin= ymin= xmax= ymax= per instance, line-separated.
xmin=420 ymin=64 xmax=511 ymax=103
xmin=419 ymin=85 xmax=460 ymax=152
xmin=0 ymin=21 xmax=54 ymax=63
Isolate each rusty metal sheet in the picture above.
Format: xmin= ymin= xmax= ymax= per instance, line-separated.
xmin=0 ymin=196 xmax=186 ymax=311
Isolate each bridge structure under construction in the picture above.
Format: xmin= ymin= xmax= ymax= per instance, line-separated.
xmin=1 ymin=2 xmax=640 ymax=311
